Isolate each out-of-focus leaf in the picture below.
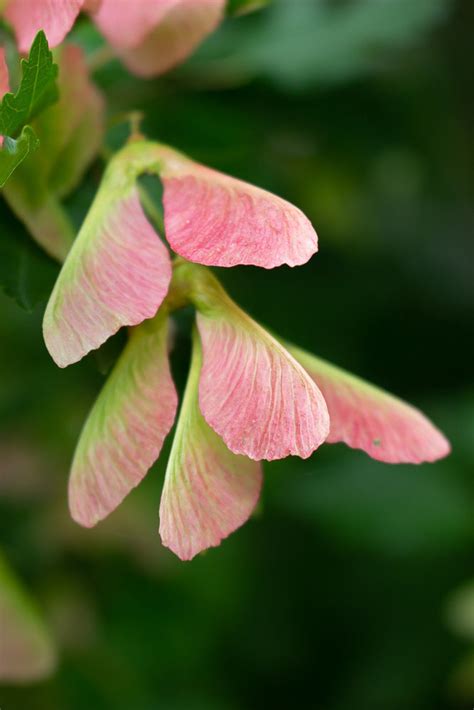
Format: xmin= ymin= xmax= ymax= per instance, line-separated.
xmin=33 ymin=44 xmax=104 ymax=199
xmin=448 ymin=652 xmax=474 ymax=705
xmin=0 ymin=198 xmax=59 ymax=310
xmin=227 ymin=0 xmax=271 ymax=16
xmin=447 ymin=581 xmax=474 ymax=640
xmin=0 ymin=31 xmax=58 ymax=138
xmin=0 ymin=125 xmax=39 ymax=187
xmin=0 ymin=551 xmax=56 ymax=683
xmin=190 ymin=0 xmax=452 ymax=88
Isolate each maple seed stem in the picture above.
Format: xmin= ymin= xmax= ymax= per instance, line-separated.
xmin=128 ymin=111 xmax=145 ymax=141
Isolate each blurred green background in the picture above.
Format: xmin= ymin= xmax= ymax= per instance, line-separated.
xmin=1 ymin=0 xmax=474 ymax=708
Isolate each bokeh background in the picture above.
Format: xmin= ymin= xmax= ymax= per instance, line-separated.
xmin=1 ymin=0 xmax=473 ymax=708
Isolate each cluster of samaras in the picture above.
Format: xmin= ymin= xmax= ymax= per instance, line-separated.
xmin=39 ymin=140 xmax=450 ymax=560
xmin=0 ymin=0 xmax=450 ymax=560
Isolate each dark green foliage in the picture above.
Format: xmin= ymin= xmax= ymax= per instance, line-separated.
xmin=0 ymin=199 xmax=58 ymax=310
xmin=191 ymin=0 xmax=451 ymax=88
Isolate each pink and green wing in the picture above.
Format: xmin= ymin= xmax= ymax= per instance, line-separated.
xmin=43 ymin=156 xmax=172 ymax=367
xmin=175 ymin=265 xmax=329 ymax=460
xmin=0 ymin=553 xmax=56 ymax=682
xmin=159 ymin=146 xmax=318 ymax=268
xmin=0 ymin=47 xmax=8 ymax=146
xmin=0 ymin=47 xmax=8 ymax=97
xmin=160 ymin=330 xmax=262 ymax=561
xmin=93 ymin=0 xmax=182 ymax=48
xmin=5 ymin=0 xmax=85 ymax=52
xmin=94 ymin=0 xmax=225 ymax=77
xmin=288 ymin=345 xmax=451 ymax=464
xmin=69 ymin=313 xmax=178 ymax=528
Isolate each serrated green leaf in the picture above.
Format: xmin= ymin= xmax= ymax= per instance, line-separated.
xmin=0 ymin=124 xmax=39 ymax=187
xmin=0 ymin=30 xmax=58 ymax=139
